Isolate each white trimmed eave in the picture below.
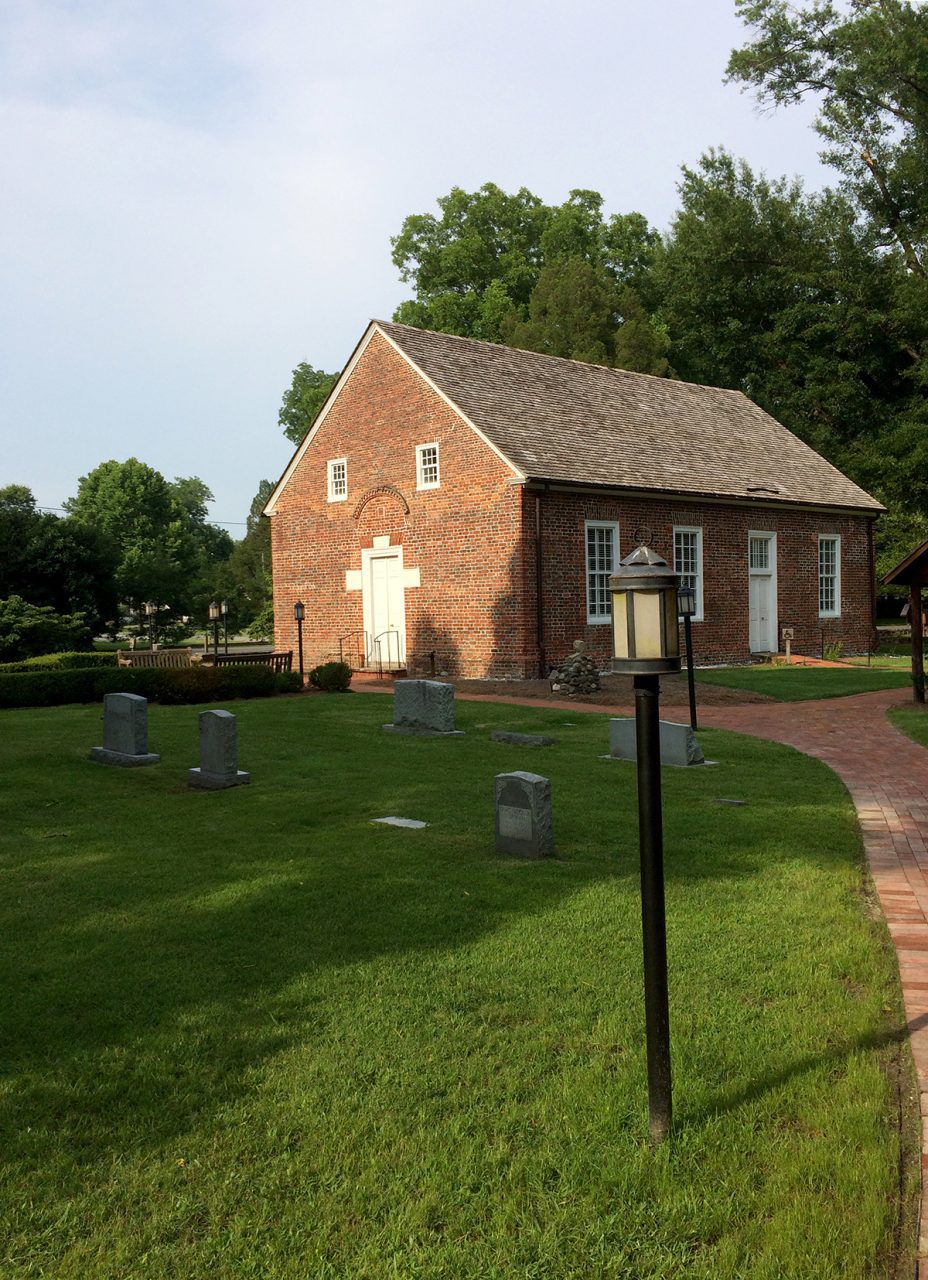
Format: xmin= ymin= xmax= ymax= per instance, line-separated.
xmin=262 ymin=321 xmax=525 ymax=516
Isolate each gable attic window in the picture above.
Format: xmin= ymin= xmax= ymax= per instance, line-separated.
xmin=327 ymin=458 xmax=348 ymax=502
xmin=585 ymin=521 xmax=618 ymax=624
xmin=416 ymin=443 xmax=440 ymax=490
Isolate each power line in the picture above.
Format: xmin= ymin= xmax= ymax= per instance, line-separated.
xmin=34 ymin=504 xmax=247 ymax=527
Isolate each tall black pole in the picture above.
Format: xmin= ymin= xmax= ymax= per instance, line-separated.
xmin=297 ymin=617 xmax=304 ymax=681
xmin=634 ymin=673 xmax=672 ymax=1143
xmin=212 ymin=619 xmax=219 ymax=659
xmin=684 ymin=615 xmax=697 ymax=730
xmin=223 ymin=616 xmax=229 ymax=654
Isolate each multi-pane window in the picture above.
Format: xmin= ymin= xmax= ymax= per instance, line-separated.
xmin=673 ymin=526 xmax=703 ymax=620
xmin=585 ymin=521 xmax=618 ymax=623
xmin=327 ymin=457 xmax=347 ymax=502
xmin=416 ymin=443 xmax=440 ymax=490
xmin=819 ymin=535 xmax=841 ymax=616
xmin=749 ymin=535 xmax=770 ymax=571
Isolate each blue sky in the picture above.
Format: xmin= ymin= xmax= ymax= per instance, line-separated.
xmin=0 ymin=0 xmax=831 ymax=534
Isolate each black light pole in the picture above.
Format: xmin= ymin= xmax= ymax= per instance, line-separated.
xmin=221 ymin=600 xmax=229 ymax=654
xmin=678 ymin=585 xmax=698 ymax=731
xmin=294 ymin=600 xmax=305 ymax=682
xmin=144 ymin=601 xmax=156 ymax=651
xmin=209 ymin=601 xmax=220 ymax=660
xmin=609 ymin=535 xmax=681 ymax=1144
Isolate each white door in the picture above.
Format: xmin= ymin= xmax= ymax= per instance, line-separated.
xmin=367 ymin=553 xmax=406 ymax=668
xmin=748 ymin=534 xmax=777 ymax=653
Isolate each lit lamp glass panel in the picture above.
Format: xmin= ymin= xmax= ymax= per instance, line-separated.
xmin=612 ymin=590 xmax=629 ymax=660
xmin=663 ymin=590 xmax=681 ymax=659
xmin=634 ymin=591 xmax=664 ymax=659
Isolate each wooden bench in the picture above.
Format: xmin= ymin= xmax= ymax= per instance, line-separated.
xmin=117 ymin=649 xmax=193 ymax=669
xmin=201 ymin=651 xmax=293 ymax=675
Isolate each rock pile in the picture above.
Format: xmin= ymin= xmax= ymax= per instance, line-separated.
xmin=549 ymin=640 xmax=601 ymax=696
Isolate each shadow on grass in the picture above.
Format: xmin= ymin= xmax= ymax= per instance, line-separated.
xmin=0 ymin=694 xmax=887 ymax=1180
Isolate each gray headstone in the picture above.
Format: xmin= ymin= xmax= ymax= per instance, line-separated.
xmin=384 ymin=679 xmax=464 ymax=736
xmin=188 ymin=709 xmax=250 ymax=789
xmin=494 ymin=771 xmax=554 ymax=859
xmin=90 ymin=692 xmax=160 ymax=767
xmin=608 ymin=717 xmax=705 ymax=767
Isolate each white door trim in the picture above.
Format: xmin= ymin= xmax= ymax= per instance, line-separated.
xmin=361 ymin=545 xmax=406 ymax=667
xmin=748 ymin=530 xmax=778 ymax=653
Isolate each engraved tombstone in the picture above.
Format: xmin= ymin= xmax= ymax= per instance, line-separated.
xmin=494 ymin=771 xmax=554 ymax=859
xmin=609 ymin=717 xmax=705 ymax=767
xmin=384 ymin=679 xmax=463 ymax=736
xmin=90 ymin=692 xmax=160 ymax=767
xmin=188 ymin=709 xmax=251 ymax=789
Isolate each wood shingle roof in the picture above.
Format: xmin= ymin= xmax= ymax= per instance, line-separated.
xmin=378 ymin=320 xmax=883 ymax=514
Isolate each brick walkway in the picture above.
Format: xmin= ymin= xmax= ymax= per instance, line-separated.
xmin=360 ymin=676 xmax=927 ymax=1266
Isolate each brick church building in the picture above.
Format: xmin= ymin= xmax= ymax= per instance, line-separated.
xmin=264 ymin=321 xmax=883 ymax=678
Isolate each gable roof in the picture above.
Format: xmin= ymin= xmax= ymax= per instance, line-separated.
xmin=883 ymin=536 xmax=928 ymax=586
xmin=265 ymin=320 xmax=883 ymax=516
xmin=378 ymin=322 xmax=882 ymax=513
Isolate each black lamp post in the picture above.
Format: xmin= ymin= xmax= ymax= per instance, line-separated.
xmin=221 ymin=599 xmax=229 ymax=654
xmin=677 ymin=585 xmax=698 ymax=731
xmin=144 ymin=601 xmax=157 ymax=651
xmin=610 ymin=535 xmax=681 ymax=1144
xmin=208 ymin=601 xmax=220 ymax=660
xmin=294 ymin=600 xmax=305 ymax=681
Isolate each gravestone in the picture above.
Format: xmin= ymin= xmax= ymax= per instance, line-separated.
xmin=491 ymin=729 xmax=559 ymax=747
xmin=494 ymin=771 xmax=554 ymax=859
xmin=383 ymin=679 xmax=464 ymax=736
xmin=608 ymin=717 xmax=705 ymax=767
xmin=188 ymin=709 xmax=250 ymax=789
xmin=90 ymin=692 xmax=160 ymax=767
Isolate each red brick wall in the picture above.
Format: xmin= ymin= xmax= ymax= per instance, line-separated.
xmin=269 ymin=331 xmax=532 ymax=677
xmin=530 ymin=489 xmax=875 ymax=672
xmin=269 ymin=329 xmax=877 ymax=678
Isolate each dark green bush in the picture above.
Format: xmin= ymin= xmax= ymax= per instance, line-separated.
xmin=0 ymin=596 xmax=94 ymax=662
xmin=0 ymin=663 xmax=303 ymax=709
xmin=0 ymin=651 xmax=119 ymax=673
xmin=308 ymin=661 xmax=352 ymax=692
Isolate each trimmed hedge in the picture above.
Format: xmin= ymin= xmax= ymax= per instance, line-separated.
xmin=0 ymin=665 xmax=303 ymax=709
xmin=0 ymin=651 xmax=119 ymax=674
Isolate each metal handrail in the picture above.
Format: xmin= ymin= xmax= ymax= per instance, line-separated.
xmin=372 ymin=627 xmax=403 ymax=678
xmin=338 ymin=630 xmax=370 ymax=670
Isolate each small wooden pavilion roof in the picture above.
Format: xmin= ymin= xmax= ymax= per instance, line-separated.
xmin=883 ymin=537 xmax=928 ymax=587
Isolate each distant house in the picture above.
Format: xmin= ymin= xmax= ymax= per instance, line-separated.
xmin=264 ymin=321 xmax=883 ymax=678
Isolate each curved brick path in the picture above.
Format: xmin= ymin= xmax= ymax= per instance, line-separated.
xmin=359 ymin=676 xmax=928 ymax=1266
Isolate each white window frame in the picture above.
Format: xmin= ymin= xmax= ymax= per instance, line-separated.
xmin=673 ymin=525 xmax=704 ymax=622
xmin=416 ymin=442 xmax=440 ymax=491
xmin=327 ymin=457 xmax=348 ymax=503
xmin=585 ymin=520 xmax=619 ymax=625
xmin=818 ymin=534 xmax=841 ymax=618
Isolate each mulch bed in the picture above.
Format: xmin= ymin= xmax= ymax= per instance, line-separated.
xmin=450 ymin=671 xmax=773 ymax=707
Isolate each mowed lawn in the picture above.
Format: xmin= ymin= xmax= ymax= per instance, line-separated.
xmin=696 ymin=665 xmax=911 ymax=700
xmin=0 ymin=693 xmax=916 ymax=1279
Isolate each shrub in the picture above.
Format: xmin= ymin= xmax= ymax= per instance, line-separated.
xmin=308 ymin=661 xmax=352 ymax=692
xmin=0 ymin=597 xmax=94 ymax=662
xmin=0 ymin=651 xmax=119 ymax=674
xmin=0 ymin=663 xmax=303 ymax=709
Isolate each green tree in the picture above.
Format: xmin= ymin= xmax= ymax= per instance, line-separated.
xmin=728 ymin=0 xmax=928 ymax=278
xmin=502 ymin=257 xmax=620 ymax=364
xmin=0 ymin=595 xmax=93 ymax=661
xmin=0 ymin=486 xmax=118 ymax=632
xmin=391 ymin=183 xmax=664 ymax=351
xmin=279 ymin=364 xmax=339 ymax=446
xmin=64 ymin=459 xmax=218 ymax=620
xmin=215 ymin=480 xmax=274 ymax=630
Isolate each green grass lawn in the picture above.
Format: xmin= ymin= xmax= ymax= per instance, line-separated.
xmin=0 ymin=694 xmax=916 ymax=1278
xmin=696 ymin=664 xmax=912 ymax=700
xmin=888 ymin=703 xmax=928 ymax=748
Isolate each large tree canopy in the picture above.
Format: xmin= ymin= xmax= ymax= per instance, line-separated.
xmin=0 ymin=485 xmax=118 ymax=632
xmin=279 ymin=363 xmax=339 ymax=446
